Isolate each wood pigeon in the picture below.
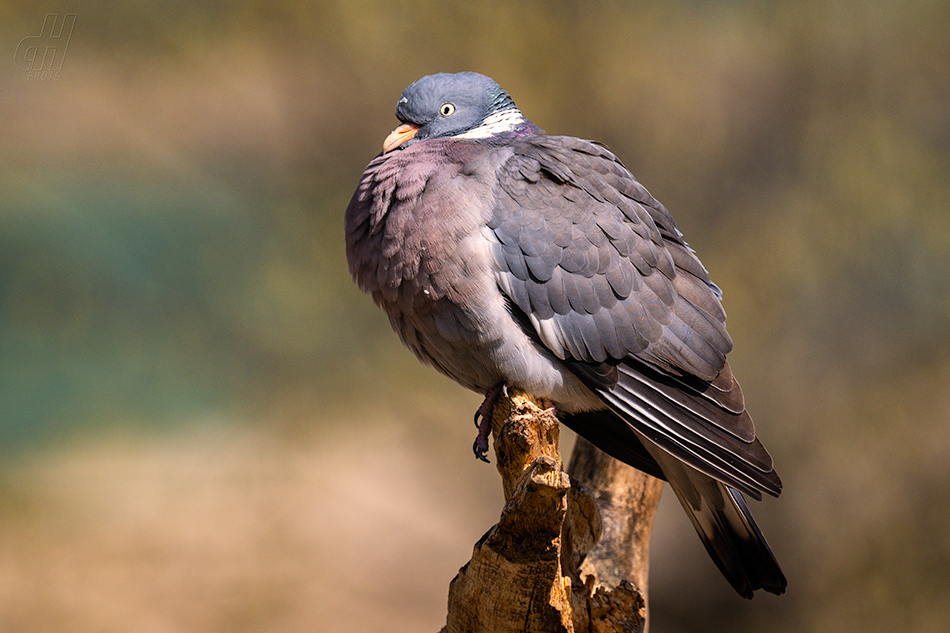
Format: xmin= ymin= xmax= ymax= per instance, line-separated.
xmin=345 ymin=72 xmax=786 ymax=598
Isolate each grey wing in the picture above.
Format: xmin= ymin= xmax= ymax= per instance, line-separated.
xmin=488 ymin=135 xmax=781 ymax=499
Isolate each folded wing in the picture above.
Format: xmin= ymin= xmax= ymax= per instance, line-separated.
xmin=487 ymin=135 xmax=781 ymax=499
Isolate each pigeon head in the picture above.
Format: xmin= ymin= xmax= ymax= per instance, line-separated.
xmin=382 ymin=72 xmax=538 ymax=153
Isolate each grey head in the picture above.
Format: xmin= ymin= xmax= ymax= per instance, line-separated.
xmin=382 ymin=72 xmax=539 ymax=152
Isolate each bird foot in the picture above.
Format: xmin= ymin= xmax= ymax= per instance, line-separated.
xmin=472 ymin=382 xmax=507 ymax=463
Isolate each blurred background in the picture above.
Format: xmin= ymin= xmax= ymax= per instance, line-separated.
xmin=1 ymin=1 xmax=948 ymax=631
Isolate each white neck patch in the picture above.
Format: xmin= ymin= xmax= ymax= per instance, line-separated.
xmin=454 ymin=107 xmax=526 ymax=140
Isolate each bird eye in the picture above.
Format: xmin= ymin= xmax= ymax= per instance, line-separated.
xmin=440 ymin=103 xmax=456 ymax=116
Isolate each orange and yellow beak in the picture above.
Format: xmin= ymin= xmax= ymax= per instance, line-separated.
xmin=382 ymin=123 xmax=420 ymax=153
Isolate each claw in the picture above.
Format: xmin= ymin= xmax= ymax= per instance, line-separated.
xmin=473 ymin=437 xmax=491 ymax=463
xmin=471 ymin=382 xmax=506 ymax=464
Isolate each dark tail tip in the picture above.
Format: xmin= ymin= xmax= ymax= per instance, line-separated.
xmin=724 ymin=487 xmax=787 ymax=598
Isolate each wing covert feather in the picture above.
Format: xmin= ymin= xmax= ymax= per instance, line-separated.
xmin=488 ymin=135 xmax=778 ymax=497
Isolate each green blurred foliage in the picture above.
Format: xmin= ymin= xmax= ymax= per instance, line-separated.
xmin=1 ymin=1 xmax=948 ymax=632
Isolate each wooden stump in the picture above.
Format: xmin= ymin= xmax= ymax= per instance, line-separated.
xmin=442 ymin=390 xmax=663 ymax=633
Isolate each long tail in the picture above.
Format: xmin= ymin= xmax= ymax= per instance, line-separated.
xmin=560 ymin=410 xmax=786 ymax=597
xmin=644 ymin=444 xmax=787 ymax=598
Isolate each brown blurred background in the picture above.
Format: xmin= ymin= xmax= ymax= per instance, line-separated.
xmin=1 ymin=1 xmax=948 ymax=631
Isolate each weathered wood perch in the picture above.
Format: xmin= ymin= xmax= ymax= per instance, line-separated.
xmin=441 ymin=390 xmax=664 ymax=633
